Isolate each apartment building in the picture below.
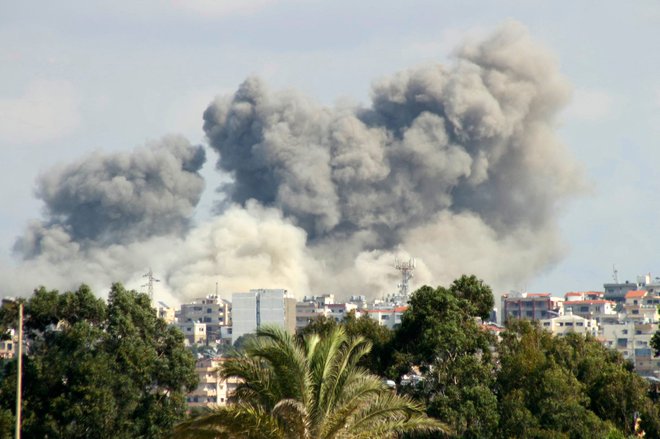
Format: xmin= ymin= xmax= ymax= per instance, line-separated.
xmin=231 ymin=289 xmax=296 ymax=343
xmin=178 ymin=294 xmax=232 ymax=344
xmin=501 ymin=292 xmax=564 ymax=322
xmin=186 ymin=357 xmax=241 ymax=408
xmin=539 ymin=313 xmax=598 ymax=337
xmin=600 ymin=321 xmax=659 ymax=377
xmin=563 ymin=299 xmax=617 ymax=323
xmin=623 ymin=290 xmax=660 ymax=323
xmin=366 ymin=306 xmax=407 ymax=330
xmin=0 ymin=338 xmax=15 ymax=359
xmin=176 ymin=321 xmax=207 ymax=346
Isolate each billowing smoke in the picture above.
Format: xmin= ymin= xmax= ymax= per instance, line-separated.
xmin=201 ymin=21 xmax=582 ymax=295
xmin=14 ymin=134 xmax=206 ymax=258
xmin=2 ymin=22 xmax=583 ymax=301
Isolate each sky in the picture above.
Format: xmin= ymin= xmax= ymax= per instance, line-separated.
xmin=2 ymin=0 xmax=660 ymax=301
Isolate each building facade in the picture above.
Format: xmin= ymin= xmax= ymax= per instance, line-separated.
xmin=231 ymin=289 xmax=296 ymax=343
xmin=187 ymin=357 xmax=241 ymax=408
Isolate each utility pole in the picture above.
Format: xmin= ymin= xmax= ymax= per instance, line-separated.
xmin=142 ymin=268 xmax=160 ymax=303
xmin=15 ymin=302 xmax=23 ymax=439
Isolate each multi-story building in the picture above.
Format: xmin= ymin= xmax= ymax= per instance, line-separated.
xmin=600 ymin=321 xmax=660 ymax=377
xmin=231 ymin=289 xmax=296 ymax=344
xmin=0 ymin=338 xmax=15 ymax=359
xmin=327 ymin=303 xmax=359 ymax=322
xmin=623 ymin=290 xmax=660 ymax=322
xmin=296 ymin=302 xmax=331 ymax=329
xmin=176 ymin=321 xmax=207 ymax=346
xmin=563 ymin=299 xmax=617 ymax=323
xmin=501 ymin=292 xmax=564 ymax=322
xmin=603 ymin=281 xmax=638 ymax=304
xmin=187 ymin=357 xmax=241 ymax=408
xmin=178 ymin=295 xmax=232 ymax=344
xmin=539 ymin=312 xmax=599 ymax=337
xmin=366 ymin=306 xmax=407 ymax=330
xmin=156 ymin=301 xmax=176 ymax=324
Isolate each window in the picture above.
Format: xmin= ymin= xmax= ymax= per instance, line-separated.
xmin=543 ymin=322 xmax=550 ymax=326
xmin=577 ymin=322 xmax=584 ymax=326
xmin=207 ymin=308 xmax=213 ymax=313
xmin=623 ymin=329 xmax=628 ymax=334
xmin=565 ymin=322 xmax=574 ymax=327
xmin=526 ymin=311 xmax=533 ymax=317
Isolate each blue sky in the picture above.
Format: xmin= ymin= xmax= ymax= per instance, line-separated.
xmin=2 ymin=0 xmax=660 ymax=296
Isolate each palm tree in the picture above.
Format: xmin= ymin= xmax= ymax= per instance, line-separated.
xmin=174 ymin=326 xmax=448 ymax=439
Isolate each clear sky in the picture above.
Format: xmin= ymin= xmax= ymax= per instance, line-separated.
xmin=2 ymin=0 xmax=660 ymax=297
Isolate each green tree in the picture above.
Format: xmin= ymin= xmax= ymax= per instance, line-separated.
xmin=0 ymin=284 xmax=198 ymax=438
xmin=495 ymin=320 xmax=648 ymax=438
xmin=175 ymin=326 xmax=447 ymax=438
xmin=390 ymin=283 xmax=498 ymax=438
xmin=298 ymin=311 xmax=394 ymax=376
xmin=449 ymin=274 xmax=494 ymax=321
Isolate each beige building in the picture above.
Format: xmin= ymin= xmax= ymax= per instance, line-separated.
xmin=177 ymin=321 xmax=207 ymax=346
xmin=178 ymin=294 xmax=232 ymax=344
xmin=156 ymin=301 xmax=176 ymax=324
xmin=187 ymin=357 xmax=241 ymax=408
xmin=624 ymin=290 xmax=660 ymax=322
xmin=600 ymin=321 xmax=659 ymax=378
xmin=0 ymin=338 xmax=15 ymax=359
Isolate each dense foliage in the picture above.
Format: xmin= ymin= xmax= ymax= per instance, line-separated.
xmin=300 ymin=274 xmax=660 ymax=438
xmin=3 ymin=275 xmax=660 ymax=438
xmin=175 ymin=326 xmax=447 ymax=438
xmin=0 ymin=284 xmax=198 ymax=438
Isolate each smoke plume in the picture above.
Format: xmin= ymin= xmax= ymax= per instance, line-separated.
xmin=3 ymin=22 xmax=583 ymax=301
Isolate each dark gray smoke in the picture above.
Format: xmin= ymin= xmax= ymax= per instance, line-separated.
xmin=3 ymin=22 xmax=584 ymax=300
xmin=14 ymin=135 xmax=206 ymax=258
xmin=203 ymin=21 xmax=581 ymax=259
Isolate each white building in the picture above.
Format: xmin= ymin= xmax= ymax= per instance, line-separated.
xmin=366 ymin=306 xmax=407 ymax=330
xmin=231 ymin=289 xmax=296 ymax=344
xmin=539 ymin=313 xmax=599 ymax=337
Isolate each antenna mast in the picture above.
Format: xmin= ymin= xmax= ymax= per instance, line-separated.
xmin=395 ymin=257 xmax=416 ymax=302
xmin=142 ymin=268 xmax=160 ymax=302
xmin=612 ymin=264 xmax=619 ymax=284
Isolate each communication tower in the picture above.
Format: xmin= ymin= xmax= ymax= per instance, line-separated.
xmin=142 ymin=268 xmax=160 ymax=302
xmin=395 ymin=257 xmax=416 ymax=302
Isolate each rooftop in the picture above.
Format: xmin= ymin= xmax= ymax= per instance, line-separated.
xmin=625 ymin=290 xmax=647 ymax=299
